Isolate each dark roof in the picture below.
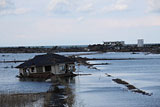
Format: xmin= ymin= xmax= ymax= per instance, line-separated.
xmin=16 ymin=53 xmax=74 ymax=68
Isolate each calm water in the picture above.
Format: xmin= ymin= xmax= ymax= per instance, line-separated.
xmin=0 ymin=52 xmax=160 ymax=107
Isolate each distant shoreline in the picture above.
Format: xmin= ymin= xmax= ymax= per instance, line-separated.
xmin=0 ymin=44 xmax=160 ymax=54
xmin=0 ymin=46 xmax=88 ymax=53
xmin=0 ymin=45 xmax=88 ymax=49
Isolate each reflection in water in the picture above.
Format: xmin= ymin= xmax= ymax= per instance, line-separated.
xmin=17 ymin=77 xmax=76 ymax=107
xmin=45 ymin=77 xmax=75 ymax=107
xmin=18 ymin=77 xmax=76 ymax=107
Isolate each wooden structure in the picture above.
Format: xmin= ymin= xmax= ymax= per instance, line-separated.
xmin=16 ymin=53 xmax=75 ymax=78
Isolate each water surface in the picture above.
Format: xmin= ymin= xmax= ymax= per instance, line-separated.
xmin=0 ymin=52 xmax=160 ymax=107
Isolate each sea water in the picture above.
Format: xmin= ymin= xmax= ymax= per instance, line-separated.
xmin=0 ymin=52 xmax=160 ymax=107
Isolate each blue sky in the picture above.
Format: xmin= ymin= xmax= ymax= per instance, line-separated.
xmin=0 ymin=0 xmax=160 ymax=46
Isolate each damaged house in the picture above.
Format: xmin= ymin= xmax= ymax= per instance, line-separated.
xmin=16 ymin=53 xmax=76 ymax=78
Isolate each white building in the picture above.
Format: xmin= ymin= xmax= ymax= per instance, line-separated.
xmin=137 ymin=39 xmax=144 ymax=47
xmin=103 ymin=41 xmax=125 ymax=46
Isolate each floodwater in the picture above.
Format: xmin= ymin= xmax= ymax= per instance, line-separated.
xmin=0 ymin=52 xmax=160 ymax=107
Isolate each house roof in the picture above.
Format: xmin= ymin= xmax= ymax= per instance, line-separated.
xmin=16 ymin=53 xmax=75 ymax=68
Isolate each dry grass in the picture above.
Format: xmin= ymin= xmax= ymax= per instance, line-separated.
xmin=0 ymin=77 xmax=80 ymax=107
xmin=0 ymin=92 xmax=45 ymax=107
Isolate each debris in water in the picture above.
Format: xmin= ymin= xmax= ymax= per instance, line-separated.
xmin=105 ymin=73 xmax=112 ymax=77
xmin=112 ymin=78 xmax=153 ymax=96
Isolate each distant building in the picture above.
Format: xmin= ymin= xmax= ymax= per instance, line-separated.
xmin=137 ymin=39 xmax=144 ymax=47
xmin=16 ymin=53 xmax=75 ymax=78
xmin=103 ymin=41 xmax=125 ymax=46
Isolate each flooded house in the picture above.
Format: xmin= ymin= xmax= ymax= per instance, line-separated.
xmin=16 ymin=53 xmax=76 ymax=78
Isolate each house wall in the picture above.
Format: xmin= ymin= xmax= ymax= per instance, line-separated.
xmin=19 ymin=68 xmax=31 ymax=76
xmin=68 ymin=64 xmax=75 ymax=72
xmin=51 ymin=64 xmax=65 ymax=74
xmin=42 ymin=67 xmax=45 ymax=73
xmin=30 ymin=67 xmax=36 ymax=73
xmin=51 ymin=65 xmax=58 ymax=74
xmin=19 ymin=68 xmax=24 ymax=75
xmin=51 ymin=64 xmax=75 ymax=74
xmin=19 ymin=63 xmax=75 ymax=76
